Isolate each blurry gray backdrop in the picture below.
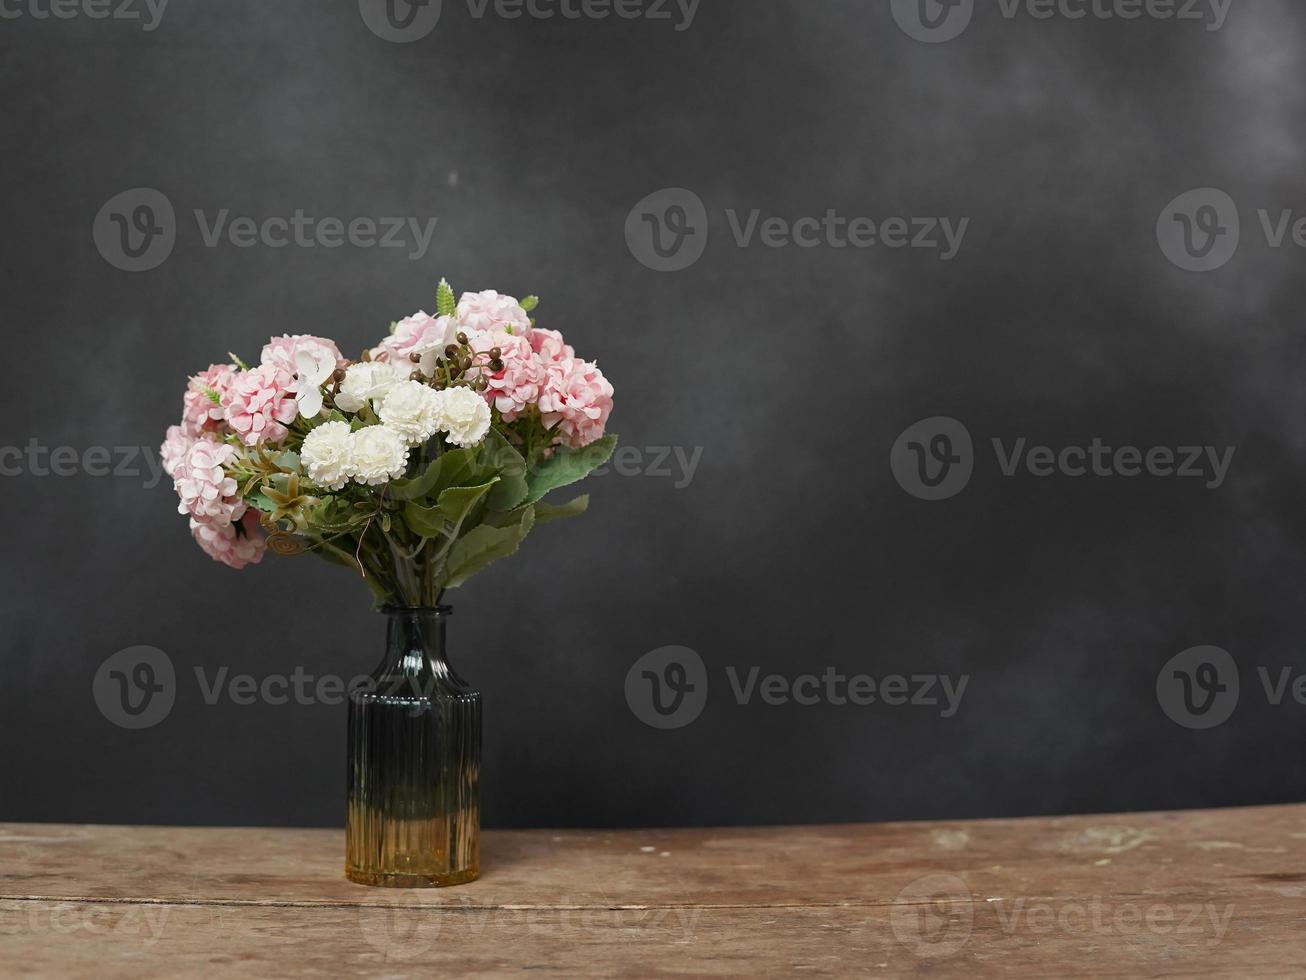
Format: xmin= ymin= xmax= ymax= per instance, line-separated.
xmin=3 ymin=0 xmax=1305 ymax=828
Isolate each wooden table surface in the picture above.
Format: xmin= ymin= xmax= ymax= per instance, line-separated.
xmin=2 ymin=805 xmax=1304 ymax=978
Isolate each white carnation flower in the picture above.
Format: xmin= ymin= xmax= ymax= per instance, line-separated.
xmin=301 ymin=420 xmax=354 ymax=491
xmin=336 ymin=361 xmax=407 ymax=414
xmin=378 ymin=381 xmax=443 ymax=446
xmin=434 ymin=386 xmax=492 ymax=448
xmin=349 ymin=425 xmax=411 ymax=486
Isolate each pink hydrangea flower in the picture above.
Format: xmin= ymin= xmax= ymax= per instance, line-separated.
xmin=469 ymin=331 xmax=545 ymax=423
xmin=182 ymin=363 xmax=238 ymax=437
xmin=530 ymin=328 xmax=575 ymax=365
xmin=160 ymin=425 xmax=196 ymax=480
xmin=538 ymin=357 xmax=614 ymax=449
xmin=222 ymin=365 xmax=299 ymax=447
xmin=190 ymin=511 xmax=265 ymax=570
xmin=173 ymin=440 xmax=246 ymax=526
xmin=261 ymin=335 xmax=346 ymax=376
xmin=456 ymin=290 xmax=532 ymax=338
xmin=371 ymin=311 xmax=457 ymax=370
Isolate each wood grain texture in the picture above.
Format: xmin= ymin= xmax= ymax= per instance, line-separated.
xmin=2 ymin=806 xmax=1305 ymax=977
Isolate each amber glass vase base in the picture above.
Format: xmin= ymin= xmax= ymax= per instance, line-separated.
xmin=345 ymin=865 xmax=480 ymax=888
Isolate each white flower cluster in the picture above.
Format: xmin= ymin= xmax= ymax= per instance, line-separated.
xmin=300 ymin=368 xmax=493 ymax=490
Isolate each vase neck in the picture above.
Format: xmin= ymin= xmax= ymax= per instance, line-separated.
xmin=381 ymin=606 xmax=453 ymax=677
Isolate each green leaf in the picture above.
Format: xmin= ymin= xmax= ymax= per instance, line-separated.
xmin=480 ymin=504 xmax=532 ymax=529
xmin=519 ymin=295 xmax=539 ymax=313
xmin=445 ymin=506 xmax=535 ymax=589
xmin=478 ymin=429 xmax=529 ymax=511
xmin=524 ymin=435 xmax=618 ymax=503
xmin=403 ymin=500 xmax=448 ymax=539
xmin=250 ymin=493 xmax=277 ymax=514
xmin=436 ymin=278 xmax=457 ymax=318
xmin=534 ymin=495 xmax=590 ymax=524
xmin=437 ymin=479 xmax=497 ymax=526
xmin=390 ymin=447 xmax=479 ymax=501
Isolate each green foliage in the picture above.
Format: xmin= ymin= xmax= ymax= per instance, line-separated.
xmin=391 ymin=447 xmax=479 ymax=501
xmin=524 ymin=435 xmax=617 ymax=503
xmin=436 ymin=278 xmax=457 ymax=318
xmin=519 ymin=295 xmax=539 ymax=313
xmin=403 ymin=500 xmax=447 ymax=539
xmin=479 ymin=429 xmax=528 ymax=511
xmin=534 ymin=495 xmax=590 ymax=524
xmin=445 ymin=505 xmax=535 ymax=589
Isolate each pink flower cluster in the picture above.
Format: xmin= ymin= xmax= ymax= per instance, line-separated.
xmin=163 ymin=333 xmax=342 ymax=570
xmin=375 ymin=291 xmax=613 ymax=448
xmin=222 ymin=364 xmax=299 ymax=448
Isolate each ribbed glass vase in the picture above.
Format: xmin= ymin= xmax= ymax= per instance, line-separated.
xmin=346 ymin=606 xmax=481 ymax=887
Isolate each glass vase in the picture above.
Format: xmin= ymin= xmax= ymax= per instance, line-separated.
xmin=346 ymin=606 xmax=481 ymax=887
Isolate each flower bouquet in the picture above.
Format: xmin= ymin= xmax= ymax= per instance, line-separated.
xmin=160 ymin=279 xmax=615 ymax=886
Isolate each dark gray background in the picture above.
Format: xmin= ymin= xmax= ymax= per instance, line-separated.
xmin=2 ymin=0 xmax=1305 ymax=829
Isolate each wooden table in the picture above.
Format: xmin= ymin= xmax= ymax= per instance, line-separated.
xmin=2 ymin=805 xmax=1303 ymax=977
